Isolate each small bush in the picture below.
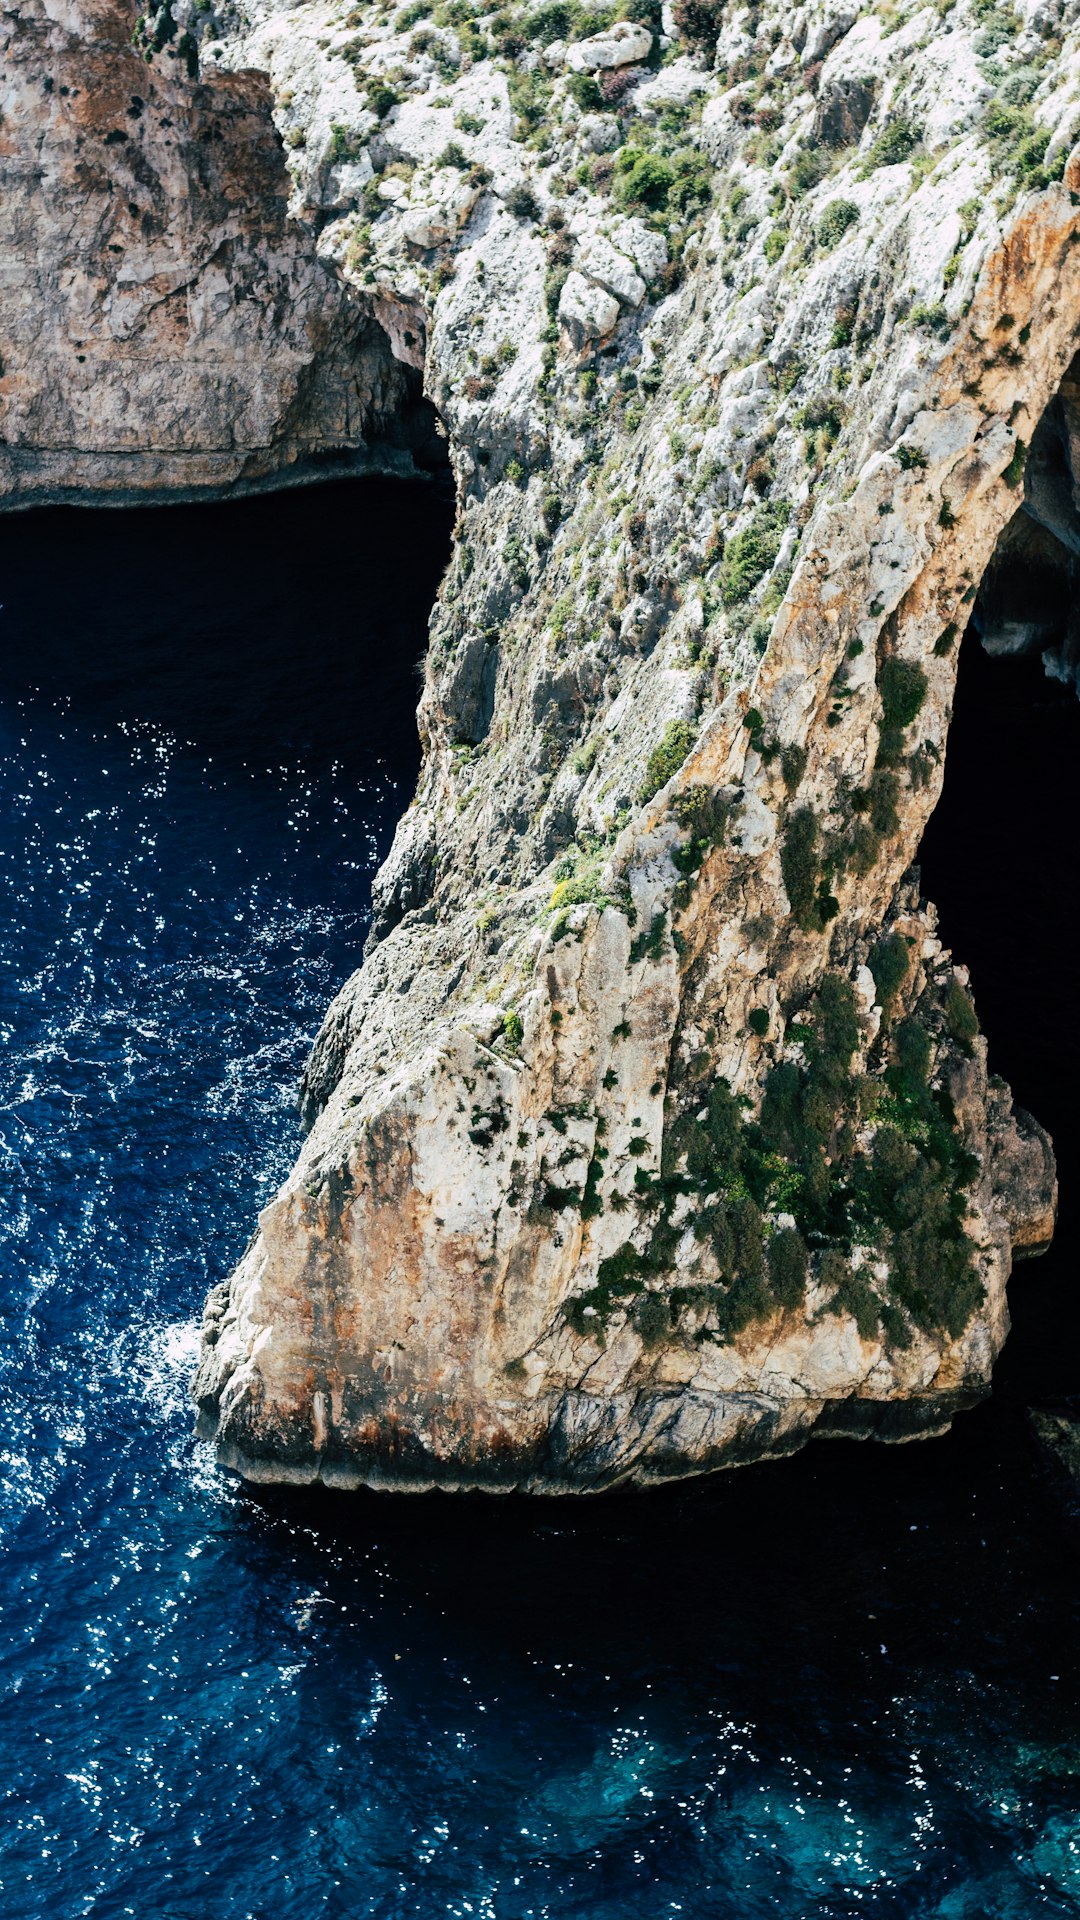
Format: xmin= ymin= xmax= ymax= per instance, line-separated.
xmin=614 ymin=148 xmax=675 ymax=211
xmin=719 ymin=501 xmax=788 ymax=605
xmin=502 ymin=1008 xmax=524 ymax=1048
xmin=864 ymin=118 xmax=919 ymax=169
xmin=640 ymin=719 xmax=696 ymax=802
xmin=566 ymin=71 xmax=602 ymax=113
xmin=748 ymin=1007 xmax=770 ymax=1037
xmin=830 ymin=303 xmax=856 ymax=348
xmin=780 ymin=807 xmax=820 ymax=928
xmin=528 ymin=0 xmax=575 ymax=44
xmin=881 ymin=662 xmax=927 ymax=727
xmin=944 ymin=976 xmax=978 ymax=1054
xmin=635 ymin=1291 xmax=672 ymax=1347
xmin=368 ymin=82 xmax=400 ymax=118
xmin=506 ymin=181 xmax=541 ymax=221
xmin=981 ymin=98 xmax=1058 ymax=189
xmin=896 ymin=441 xmax=927 ymax=471
xmin=1003 ymin=437 xmax=1027 ymax=487
xmin=817 ymin=199 xmax=859 ymax=249
xmin=825 ymin=1256 xmax=882 ymax=1340
xmin=790 ymin=145 xmax=830 ymax=198
xmin=870 ymin=931 xmax=909 ymax=1014
xmin=781 ymin=743 xmax=807 ymax=794
xmin=672 ymin=0 xmax=723 ymax=45
xmin=767 ymin=1227 xmax=808 ymax=1309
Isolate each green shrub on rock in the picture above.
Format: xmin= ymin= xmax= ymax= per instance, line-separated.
xmin=864 ymin=118 xmax=919 ymax=170
xmin=719 ymin=501 xmax=788 ymax=605
xmin=640 ymin=719 xmax=696 ymax=801
xmin=817 ymin=200 xmax=860 ymax=250
xmin=614 ymin=148 xmax=675 ymax=211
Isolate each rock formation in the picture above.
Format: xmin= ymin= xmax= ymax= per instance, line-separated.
xmin=0 ymin=0 xmax=443 ymax=503
xmin=9 ymin=0 xmax=1068 ymax=1488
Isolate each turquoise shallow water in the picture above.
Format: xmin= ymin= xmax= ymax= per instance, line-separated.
xmin=0 ymin=483 xmax=1078 ymax=1919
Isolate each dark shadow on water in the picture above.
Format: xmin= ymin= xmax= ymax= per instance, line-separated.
xmin=241 ymin=1401 xmax=1080 ymax=1738
xmin=0 ymin=475 xmax=455 ymax=778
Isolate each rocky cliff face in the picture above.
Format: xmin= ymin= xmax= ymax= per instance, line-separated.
xmin=12 ymin=0 xmax=1066 ymax=1488
xmin=0 ymin=0 xmax=442 ymax=502
xmin=185 ymin=0 xmax=1074 ymax=1490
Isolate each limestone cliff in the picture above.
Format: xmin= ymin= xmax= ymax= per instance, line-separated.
xmin=10 ymin=0 xmax=1066 ymax=1487
xmin=0 ymin=0 xmax=442 ymax=502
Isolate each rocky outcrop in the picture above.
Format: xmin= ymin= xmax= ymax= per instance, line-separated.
xmin=0 ymin=0 xmax=443 ymax=504
xmin=182 ymin=0 xmax=1075 ymax=1490
xmin=9 ymin=0 xmax=1067 ymax=1487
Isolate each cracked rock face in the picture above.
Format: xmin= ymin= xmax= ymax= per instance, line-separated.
xmin=0 ymin=0 xmax=439 ymax=505
xmin=14 ymin=0 xmax=1068 ymax=1489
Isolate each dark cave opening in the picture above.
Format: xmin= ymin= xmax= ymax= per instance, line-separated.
xmin=0 ymin=473 xmax=455 ymax=784
xmin=919 ymin=488 xmax=1080 ymax=1406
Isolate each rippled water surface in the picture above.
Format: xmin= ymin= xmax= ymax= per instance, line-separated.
xmin=1 ymin=485 xmax=1078 ymax=1919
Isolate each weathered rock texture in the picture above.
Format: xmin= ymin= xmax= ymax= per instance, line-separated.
xmin=0 ymin=0 xmax=442 ymax=503
xmin=13 ymin=0 xmax=1068 ymax=1488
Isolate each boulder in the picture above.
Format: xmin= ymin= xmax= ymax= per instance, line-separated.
xmin=567 ymin=21 xmax=653 ymax=71
xmin=576 ymin=235 xmax=647 ymax=309
xmin=557 ymin=269 xmax=621 ymax=347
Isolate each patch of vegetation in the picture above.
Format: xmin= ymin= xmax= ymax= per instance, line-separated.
xmin=863 ymin=118 xmax=920 ymax=169
xmin=719 ymin=501 xmax=789 ymax=605
xmin=565 ymin=961 xmax=982 ymax=1355
xmin=981 ymin=98 xmax=1062 ymax=191
xmin=790 ymin=145 xmax=832 ymax=198
xmin=870 ymin=931 xmax=911 ymax=1015
xmin=629 ymin=911 xmax=668 ymax=964
xmin=943 ymin=975 xmax=978 ymax=1054
xmin=781 ymin=807 xmax=838 ymax=933
xmin=640 ymin=719 xmax=697 ymax=802
xmin=877 ymin=657 xmax=927 ymax=764
xmin=506 ymin=181 xmax=541 ymax=220
xmin=566 ymin=70 xmax=602 ymax=112
xmin=817 ymin=199 xmax=859 ymax=250
xmin=1003 ymin=437 xmax=1027 ymax=488
xmin=671 ymin=0 xmax=723 ymax=46
xmin=781 ymin=743 xmax=807 ymax=794
xmin=367 ymin=81 xmax=401 ymax=118
xmin=670 ymin=784 xmax=730 ymax=876
xmin=548 ymin=837 xmax=623 ymax=921
xmin=613 ymin=145 xmax=712 ymax=221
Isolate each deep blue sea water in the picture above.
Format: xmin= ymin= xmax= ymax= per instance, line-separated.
xmin=0 ymin=483 xmax=1078 ymax=1920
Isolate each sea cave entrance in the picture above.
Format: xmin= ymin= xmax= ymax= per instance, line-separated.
xmin=918 ymin=376 xmax=1080 ymax=1405
xmin=0 ymin=473 xmax=455 ymax=790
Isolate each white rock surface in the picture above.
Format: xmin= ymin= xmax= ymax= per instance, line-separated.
xmin=567 ymin=21 xmax=653 ymax=71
